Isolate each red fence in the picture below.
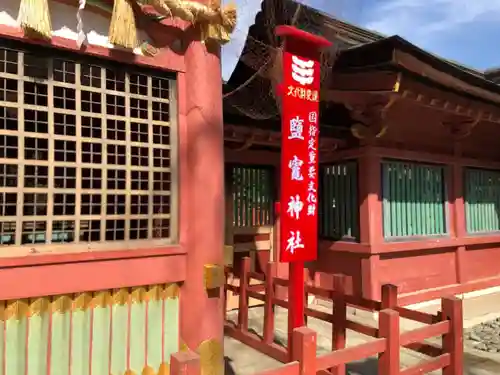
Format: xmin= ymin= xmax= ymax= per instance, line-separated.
xmin=223 ymin=257 xmax=464 ymax=375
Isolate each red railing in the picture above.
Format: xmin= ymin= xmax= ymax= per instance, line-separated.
xmin=224 ymin=257 xmax=464 ymax=375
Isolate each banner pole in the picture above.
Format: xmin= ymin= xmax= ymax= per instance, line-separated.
xmin=274 ymin=25 xmax=332 ymax=361
xmin=288 ymin=261 xmax=305 ymax=355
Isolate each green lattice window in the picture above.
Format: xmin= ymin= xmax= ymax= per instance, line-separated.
xmin=319 ymin=161 xmax=359 ymax=240
xmin=230 ymin=165 xmax=275 ymax=227
xmin=382 ymin=161 xmax=447 ymax=238
xmin=465 ymin=168 xmax=500 ymax=233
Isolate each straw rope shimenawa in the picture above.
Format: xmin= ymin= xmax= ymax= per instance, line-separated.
xmin=144 ymin=0 xmax=237 ymax=44
xmin=17 ymin=0 xmax=236 ymax=49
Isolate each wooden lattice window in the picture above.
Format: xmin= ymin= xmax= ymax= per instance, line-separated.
xmin=465 ymin=167 xmax=500 ymax=233
xmin=382 ymin=160 xmax=447 ymax=239
xmin=319 ymin=161 xmax=359 ymax=240
xmin=230 ymin=165 xmax=275 ymax=227
xmin=0 ymin=41 xmax=177 ymax=249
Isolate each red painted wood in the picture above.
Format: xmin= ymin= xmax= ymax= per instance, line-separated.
xmin=257 ymin=362 xmax=300 ymax=375
xmin=291 ymin=327 xmax=317 ymax=375
xmin=263 ymin=262 xmax=277 ymax=344
xmin=275 ymin=25 xmax=331 ymax=47
xmin=378 ymin=309 xmax=400 ymax=375
xmin=395 ymin=306 xmax=439 ymax=325
xmin=0 ymin=246 xmax=185 ymax=268
xmin=238 ymin=257 xmax=250 ymax=331
xmin=225 ymin=266 xmax=466 ymax=374
xmin=358 ymin=148 xmax=383 ymax=246
xmin=322 ymin=234 xmax=500 ymax=254
xmin=381 ymin=284 xmax=398 ymax=309
xmin=331 ymin=275 xmax=346 ymax=375
xmin=316 ymin=339 xmax=387 ymax=371
xmin=397 ymin=274 xmax=500 ymax=306
xmin=177 ymin=14 xmax=224 ymax=352
xmin=170 ymin=351 xmax=201 ymax=375
xmin=287 ymin=262 xmax=305 ymax=361
xmin=378 ymin=249 xmax=457 ymax=295
xmin=0 ymin=254 xmax=186 ymax=300
xmin=399 ymin=321 xmax=450 ymax=347
xmin=462 ymin=245 xmax=500 ymax=282
xmin=442 ymin=297 xmax=464 ymax=375
xmin=360 ymin=255 xmax=379 ymax=300
xmin=399 ymin=354 xmax=450 ymax=375
xmin=256 ymin=251 xmax=271 ymax=275
xmin=403 ymin=342 xmax=442 ymax=358
xmin=0 ymin=24 xmax=185 ymax=73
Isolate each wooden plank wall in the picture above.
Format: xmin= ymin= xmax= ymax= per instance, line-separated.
xmin=0 ymin=284 xmax=180 ymax=375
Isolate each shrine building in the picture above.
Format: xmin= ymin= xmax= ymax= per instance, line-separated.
xmin=223 ymin=0 xmax=500 ymax=319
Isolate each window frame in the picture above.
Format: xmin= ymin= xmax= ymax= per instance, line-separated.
xmin=381 ymin=159 xmax=449 ymax=241
xmin=318 ymin=160 xmax=360 ymax=241
xmin=0 ymin=38 xmax=179 ymax=257
xmin=228 ymin=163 xmax=276 ymax=229
xmin=464 ymin=166 xmax=500 ymax=235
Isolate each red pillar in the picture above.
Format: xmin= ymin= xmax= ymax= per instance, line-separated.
xmin=358 ymin=146 xmax=383 ymax=300
xmin=358 ymin=146 xmax=383 ymax=247
xmin=178 ymin=7 xmax=224 ymax=365
xmin=450 ymin=141 xmax=466 ymax=284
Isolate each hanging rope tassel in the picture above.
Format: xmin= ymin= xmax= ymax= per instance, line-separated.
xmin=18 ymin=0 xmax=52 ymax=40
xmin=109 ymin=0 xmax=138 ymax=49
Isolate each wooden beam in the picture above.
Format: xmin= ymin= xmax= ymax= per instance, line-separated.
xmin=322 ymin=90 xmax=397 ymax=109
xmin=329 ymin=71 xmax=401 ymax=92
xmin=399 ymin=75 xmax=500 ymax=124
xmin=395 ymin=50 xmax=500 ymax=106
xmin=325 ymin=72 xmax=500 ymax=125
xmin=224 ymin=124 xmax=345 ymax=150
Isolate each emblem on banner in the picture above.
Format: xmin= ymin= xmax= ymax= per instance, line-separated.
xmin=291 ymin=55 xmax=315 ymax=86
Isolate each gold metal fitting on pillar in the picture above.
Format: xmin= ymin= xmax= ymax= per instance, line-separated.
xmin=203 ymin=264 xmax=224 ymax=291
xmin=198 ymin=338 xmax=223 ymax=375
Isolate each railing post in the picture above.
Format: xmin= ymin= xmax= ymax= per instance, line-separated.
xmin=263 ymin=262 xmax=277 ymax=344
xmin=304 ymin=287 xmax=309 ymax=326
xmin=378 ymin=309 xmax=400 ymax=375
xmin=381 ymin=284 xmax=398 ymax=309
xmin=292 ymin=327 xmax=317 ymax=375
xmin=170 ymin=351 xmax=201 ymax=375
xmin=331 ymin=274 xmax=347 ymax=375
xmin=442 ymin=297 xmax=464 ymax=375
xmin=223 ymin=267 xmax=229 ymax=320
xmin=238 ymin=257 xmax=251 ymax=331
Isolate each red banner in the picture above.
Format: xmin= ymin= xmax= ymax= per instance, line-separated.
xmin=279 ymin=38 xmax=321 ymax=263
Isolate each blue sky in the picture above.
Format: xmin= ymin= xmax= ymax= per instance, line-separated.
xmin=222 ymin=0 xmax=500 ymax=81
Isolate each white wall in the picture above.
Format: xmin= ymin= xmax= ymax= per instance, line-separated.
xmin=0 ymin=0 xmax=150 ymax=55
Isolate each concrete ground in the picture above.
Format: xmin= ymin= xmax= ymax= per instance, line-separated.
xmin=224 ymin=305 xmax=500 ymax=375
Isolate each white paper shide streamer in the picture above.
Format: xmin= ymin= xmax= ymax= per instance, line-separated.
xmin=77 ymin=0 xmax=87 ymax=48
